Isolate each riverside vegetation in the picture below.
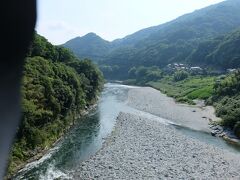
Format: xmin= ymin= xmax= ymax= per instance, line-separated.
xmin=123 ymin=67 xmax=240 ymax=139
xmin=7 ymin=34 xmax=104 ymax=177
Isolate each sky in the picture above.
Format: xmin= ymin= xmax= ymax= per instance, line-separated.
xmin=36 ymin=0 xmax=225 ymax=45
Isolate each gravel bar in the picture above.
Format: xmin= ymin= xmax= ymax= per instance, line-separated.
xmin=128 ymin=87 xmax=220 ymax=132
xmin=73 ymin=112 xmax=240 ymax=179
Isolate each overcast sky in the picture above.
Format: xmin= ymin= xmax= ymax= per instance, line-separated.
xmin=36 ymin=0 xmax=225 ymax=45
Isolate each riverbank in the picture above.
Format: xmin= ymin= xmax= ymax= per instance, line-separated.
xmin=125 ymin=79 xmax=240 ymax=144
xmin=124 ymin=76 xmax=215 ymax=105
xmin=74 ymin=112 xmax=240 ymax=179
xmin=13 ymin=83 xmax=240 ymax=179
xmin=9 ymin=104 xmax=97 ymax=179
xmin=127 ymin=86 xmax=219 ymax=132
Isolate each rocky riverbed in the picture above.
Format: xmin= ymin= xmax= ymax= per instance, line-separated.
xmin=73 ymin=112 xmax=240 ymax=179
xmin=71 ymin=87 xmax=240 ymax=179
xmin=14 ymin=84 xmax=240 ymax=179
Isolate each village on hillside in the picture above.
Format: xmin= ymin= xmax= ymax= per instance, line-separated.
xmin=164 ymin=63 xmax=237 ymax=75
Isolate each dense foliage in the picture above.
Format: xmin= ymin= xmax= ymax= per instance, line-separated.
xmin=64 ymin=0 xmax=240 ymax=79
xmin=173 ymin=71 xmax=189 ymax=82
xmin=29 ymin=34 xmax=77 ymax=63
xmin=187 ymin=29 xmax=240 ymax=69
xmin=127 ymin=66 xmax=162 ymax=83
xmin=8 ymin=34 xmax=104 ymax=176
xmin=212 ymin=70 xmax=240 ymax=136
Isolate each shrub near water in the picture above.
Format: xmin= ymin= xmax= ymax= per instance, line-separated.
xmin=147 ymin=76 xmax=215 ymax=104
xmin=187 ymin=86 xmax=214 ymax=100
xmin=213 ymin=70 xmax=240 ymax=137
xmin=173 ymin=70 xmax=189 ymax=82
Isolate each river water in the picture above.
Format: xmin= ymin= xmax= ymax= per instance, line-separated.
xmin=14 ymin=83 xmax=240 ymax=179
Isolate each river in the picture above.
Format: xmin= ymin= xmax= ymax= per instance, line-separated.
xmin=14 ymin=83 xmax=240 ymax=179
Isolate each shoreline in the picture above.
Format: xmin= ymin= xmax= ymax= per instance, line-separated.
xmin=72 ymin=85 xmax=240 ymax=178
xmin=9 ymin=103 xmax=98 ymax=179
xmin=125 ymin=82 xmax=240 ymax=144
xmin=11 ymin=83 xmax=240 ymax=178
xmin=73 ymin=112 xmax=240 ymax=179
xmin=152 ymin=85 xmax=240 ymax=144
xmin=127 ymin=86 xmax=216 ymax=133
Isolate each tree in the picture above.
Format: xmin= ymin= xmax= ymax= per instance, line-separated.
xmin=173 ymin=70 xmax=189 ymax=81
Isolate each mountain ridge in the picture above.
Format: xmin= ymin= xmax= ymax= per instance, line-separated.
xmin=63 ymin=0 xmax=240 ymax=79
xmin=64 ymin=32 xmax=111 ymax=61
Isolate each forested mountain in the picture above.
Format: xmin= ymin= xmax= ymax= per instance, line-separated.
xmin=7 ymin=34 xmax=104 ymax=176
xmin=64 ymin=33 xmax=111 ymax=61
xmin=187 ymin=29 xmax=240 ymax=69
xmin=64 ymin=0 xmax=240 ymax=79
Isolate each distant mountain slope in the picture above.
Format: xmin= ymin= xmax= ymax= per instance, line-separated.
xmin=111 ymin=0 xmax=240 ymax=48
xmin=187 ymin=29 xmax=240 ymax=69
xmin=63 ymin=33 xmax=110 ymax=61
xmin=105 ymin=0 xmax=240 ymax=65
xmin=64 ymin=0 xmax=240 ymax=79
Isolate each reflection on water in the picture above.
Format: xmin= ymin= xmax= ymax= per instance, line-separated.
xmin=14 ymin=83 xmax=240 ymax=179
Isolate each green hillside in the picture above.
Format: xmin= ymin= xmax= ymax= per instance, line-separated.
xmin=7 ymin=34 xmax=104 ymax=176
xmin=187 ymin=29 xmax=240 ymax=69
xmin=63 ymin=33 xmax=111 ymax=61
xmin=64 ymin=0 xmax=240 ymax=79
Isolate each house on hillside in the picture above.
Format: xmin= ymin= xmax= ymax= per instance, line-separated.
xmin=165 ymin=64 xmax=206 ymax=75
xmin=227 ymin=68 xmax=237 ymax=73
xmin=167 ymin=63 xmax=187 ymax=70
xmin=190 ymin=66 xmax=203 ymax=75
